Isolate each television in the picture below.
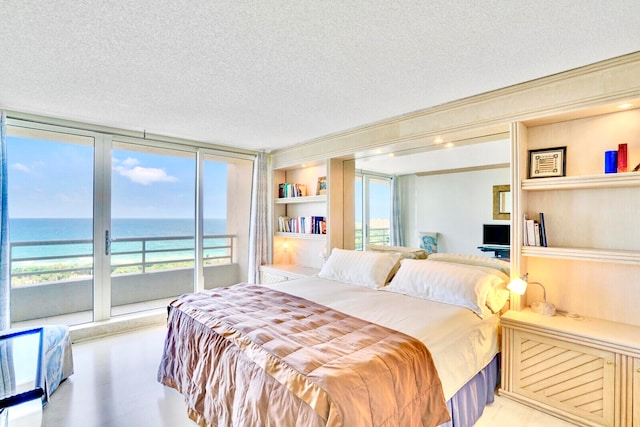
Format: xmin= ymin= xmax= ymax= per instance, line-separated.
xmin=482 ymin=224 xmax=510 ymax=246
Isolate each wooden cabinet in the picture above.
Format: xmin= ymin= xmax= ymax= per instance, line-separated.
xmin=259 ymin=264 xmax=320 ymax=284
xmin=510 ymin=329 xmax=615 ymax=425
xmin=501 ymin=310 xmax=640 ymax=426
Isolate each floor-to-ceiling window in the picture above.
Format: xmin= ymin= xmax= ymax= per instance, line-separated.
xmin=109 ymin=142 xmax=196 ymax=317
xmin=6 ymin=118 xmax=254 ymax=327
xmin=7 ymin=124 xmax=98 ymax=325
xmin=354 ymin=171 xmax=392 ymax=250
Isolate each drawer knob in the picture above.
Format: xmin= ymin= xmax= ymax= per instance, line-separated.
xmin=606 ymin=360 xmax=612 ymax=365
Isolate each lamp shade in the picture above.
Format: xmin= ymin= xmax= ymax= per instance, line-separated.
xmin=507 ymin=273 xmax=556 ymax=316
xmin=507 ymin=277 xmax=528 ymax=295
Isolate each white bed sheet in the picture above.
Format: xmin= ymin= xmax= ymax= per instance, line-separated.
xmin=268 ymin=277 xmax=499 ymax=400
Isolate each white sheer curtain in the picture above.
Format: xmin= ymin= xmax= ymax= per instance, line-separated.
xmin=1 ymin=112 xmax=9 ymax=330
xmin=247 ymin=152 xmax=269 ymax=284
xmin=390 ymin=175 xmax=404 ymax=247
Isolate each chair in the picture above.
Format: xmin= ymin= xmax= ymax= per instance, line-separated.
xmin=0 ymin=325 xmax=73 ymax=404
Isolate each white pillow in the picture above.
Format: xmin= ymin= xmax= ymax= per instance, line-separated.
xmin=318 ymin=248 xmax=401 ymax=289
xmin=385 ymin=259 xmax=506 ymax=316
xmin=486 ymin=288 xmax=510 ymax=314
xmin=367 ymin=244 xmax=428 ymax=259
xmin=427 ymin=253 xmax=510 ymax=276
xmin=425 ymin=256 xmax=510 ymax=313
xmin=442 ymin=263 xmax=509 ymax=313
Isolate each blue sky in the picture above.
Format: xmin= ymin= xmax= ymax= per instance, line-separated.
xmin=354 ymin=177 xmax=391 ymax=221
xmin=7 ymin=136 xmax=228 ymax=219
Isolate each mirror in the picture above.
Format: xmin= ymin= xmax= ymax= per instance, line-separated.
xmin=493 ymin=185 xmax=510 ymax=220
xmin=354 ymin=136 xmax=511 ymax=255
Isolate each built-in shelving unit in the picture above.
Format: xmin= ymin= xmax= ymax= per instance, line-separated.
xmin=505 ymin=105 xmax=640 ymax=425
xmin=272 ymin=163 xmax=328 ymax=269
xmin=512 ymin=105 xmax=640 ymax=324
xmin=270 ymin=159 xmax=354 ymax=269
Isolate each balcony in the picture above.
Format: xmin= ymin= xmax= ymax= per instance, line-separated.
xmin=354 ymin=227 xmax=391 ymax=251
xmin=10 ymin=234 xmax=240 ymax=326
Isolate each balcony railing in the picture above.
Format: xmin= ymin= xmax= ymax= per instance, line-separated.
xmin=354 ymin=227 xmax=391 ymax=251
xmin=10 ymin=234 xmax=236 ymax=286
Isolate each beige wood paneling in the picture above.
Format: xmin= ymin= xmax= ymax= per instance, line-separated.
xmin=633 ymin=358 xmax=640 ymax=426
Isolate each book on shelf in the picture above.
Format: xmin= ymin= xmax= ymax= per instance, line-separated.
xmin=538 ymin=212 xmax=547 ymax=247
xmin=278 ymin=182 xmax=307 ymax=198
xmin=278 ymin=216 xmax=326 ymax=234
xmin=525 ymin=218 xmax=537 ymax=246
xmin=278 ymin=216 xmax=290 ymax=232
xmin=523 ymin=213 xmax=548 ymax=247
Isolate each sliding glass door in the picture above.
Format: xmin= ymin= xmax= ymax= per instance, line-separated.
xmin=355 ymin=172 xmax=392 ymax=250
xmin=5 ymin=118 xmax=254 ymax=328
xmin=6 ymin=124 xmax=97 ymax=326
xmin=109 ymin=142 xmax=196 ymax=317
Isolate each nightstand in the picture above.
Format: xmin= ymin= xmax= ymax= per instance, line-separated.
xmin=500 ymin=309 xmax=640 ymax=427
xmin=259 ymin=264 xmax=320 ymax=284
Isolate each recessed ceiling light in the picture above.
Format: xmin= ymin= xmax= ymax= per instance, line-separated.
xmin=445 ymin=142 xmax=454 ymax=148
xmin=618 ymin=103 xmax=633 ymax=109
xmin=434 ymin=137 xmax=443 ymax=144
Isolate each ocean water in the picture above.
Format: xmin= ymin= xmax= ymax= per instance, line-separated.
xmin=9 ymin=218 xmax=227 ymax=266
xmin=10 ymin=218 xmax=226 ymax=241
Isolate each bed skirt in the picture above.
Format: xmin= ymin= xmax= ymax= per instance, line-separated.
xmin=440 ymin=354 xmax=499 ymax=427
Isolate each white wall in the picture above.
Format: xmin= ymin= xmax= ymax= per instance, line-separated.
xmin=401 ymin=167 xmax=510 ymax=255
xmin=226 ymin=158 xmax=254 ymax=283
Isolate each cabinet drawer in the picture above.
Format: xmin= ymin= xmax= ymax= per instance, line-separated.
xmin=512 ymin=330 xmax=616 ymax=427
xmin=260 ymin=272 xmax=288 ymax=284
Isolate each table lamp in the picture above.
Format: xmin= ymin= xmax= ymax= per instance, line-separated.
xmin=507 ymin=273 xmax=556 ymax=316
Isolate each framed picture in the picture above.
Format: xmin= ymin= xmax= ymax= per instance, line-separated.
xmin=316 ymin=176 xmax=327 ymax=195
xmin=528 ymin=146 xmax=566 ymax=178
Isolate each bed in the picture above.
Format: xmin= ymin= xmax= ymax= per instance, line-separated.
xmin=158 ymin=250 xmax=510 ymax=427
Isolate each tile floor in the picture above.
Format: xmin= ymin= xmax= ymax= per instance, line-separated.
xmin=41 ymin=325 xmax=578 ymax=427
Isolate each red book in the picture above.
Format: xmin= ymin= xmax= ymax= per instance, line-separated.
xmin=618 ymin=143 xmax=628 ymax=172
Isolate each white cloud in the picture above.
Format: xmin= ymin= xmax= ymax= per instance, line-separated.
xmin=10 ymin=163 xmax=30 ymax=172
xmin=114 ymin=165 xmax=178 ymax=186
xmin=122 ymin=157 xmax=140 ymax=167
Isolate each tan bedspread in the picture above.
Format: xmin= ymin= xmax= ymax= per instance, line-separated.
xmin=158 ymin=283 xmax=450 ymax=427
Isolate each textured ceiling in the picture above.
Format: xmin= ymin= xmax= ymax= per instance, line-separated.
xmin=1 ymin=1 xmax=639 ymax=152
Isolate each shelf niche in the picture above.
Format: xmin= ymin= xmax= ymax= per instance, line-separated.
xmin=513 ymin=106 xmax=640 ymax=326
xmin=272 ymin=159 xmax=354 ymax=269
